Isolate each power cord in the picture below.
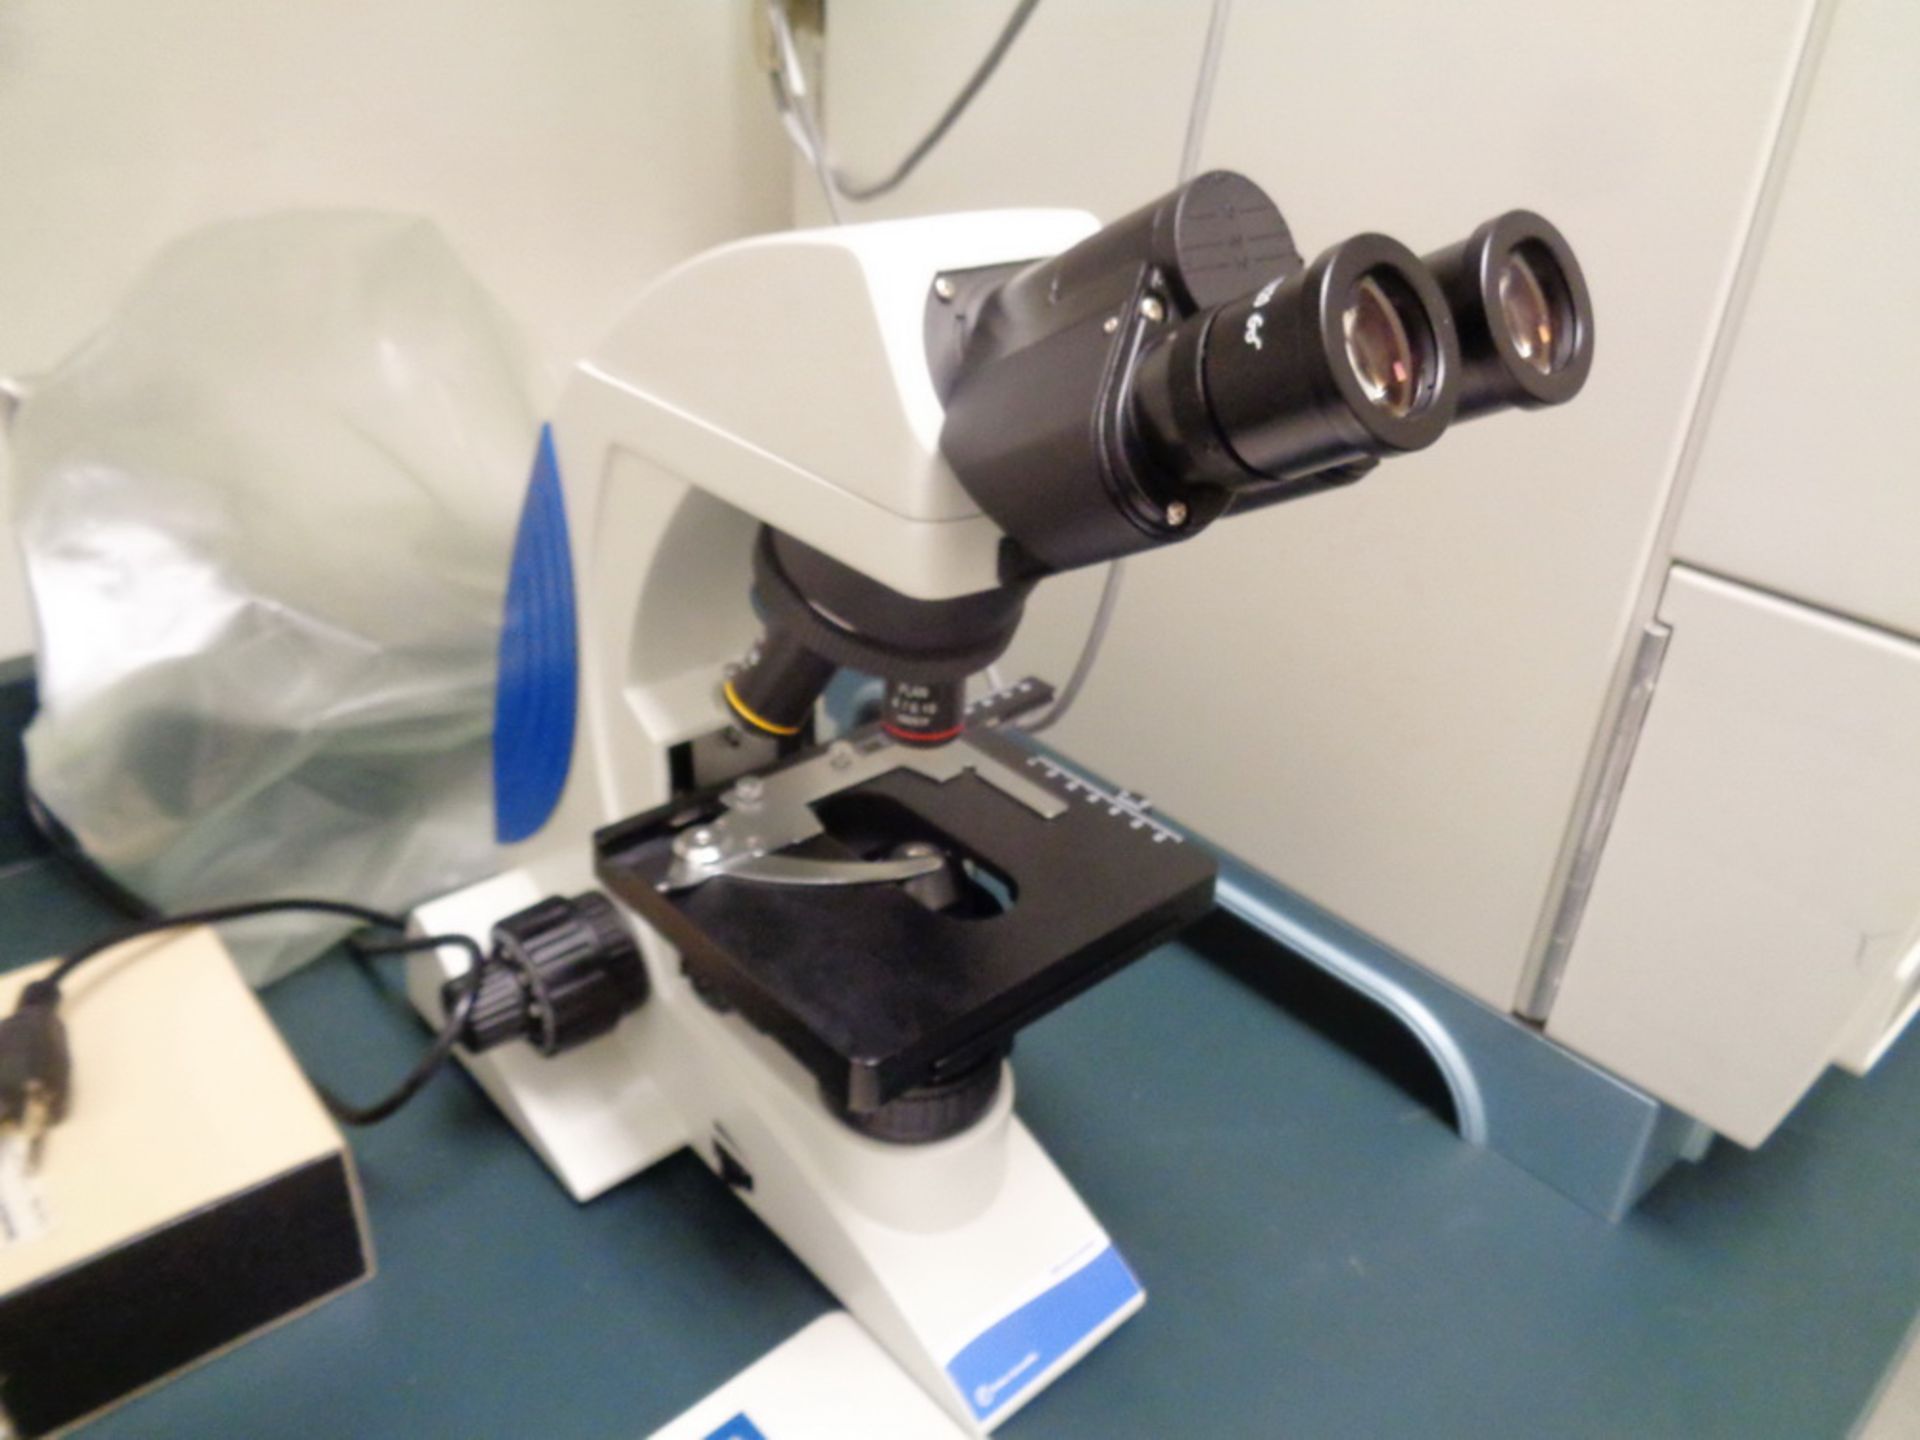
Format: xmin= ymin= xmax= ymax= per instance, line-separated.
xmin=1178 ymin=0 xmax=1235 ymax=185
xmin=766 ymin=2 xmax=845 ymax=224
xmin=0 ymin=897 xmax=491 ymax=1169
xmin=19 ymin=790 xmax=489 ymax=1126
xmin=1011 ymin=0 xmax=1236 ymax=737
xmin=765 ymin=0 xmax=1041 ymax=212
xmin=1019 ymin=561 xmax=1125 ymax=736
xmin=765 ymin=0 xmax=1237 ymax=741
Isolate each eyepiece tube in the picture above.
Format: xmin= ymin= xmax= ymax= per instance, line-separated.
xmin=1134 ymin=234 xmax=1461 ymax=491
xmin=1423 ymin=210 xmax=1592 ymax=420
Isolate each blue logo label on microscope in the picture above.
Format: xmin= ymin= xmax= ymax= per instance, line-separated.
xmin=703 ymin=1414 xmax=767 ymax=1440
xmin=945 ymin=1244 xmax=1143 ymax=1421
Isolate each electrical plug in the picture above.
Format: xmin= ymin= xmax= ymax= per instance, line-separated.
xmin=0 ymin=979 xmax=70 ymax=1171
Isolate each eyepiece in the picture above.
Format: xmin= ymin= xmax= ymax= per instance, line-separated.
xmin=937 ymin=171 xmax=1599 ymax=576
xmin=1424 ymin=211 xmax=1591 ymax=418
xmin=1497 ymin=244 xmax=1562 ymax=376
xmin=1160 ymin=233 xmax=1459 ymax=483
xmin=1343 ymin=268 xmax=1435 ymax=419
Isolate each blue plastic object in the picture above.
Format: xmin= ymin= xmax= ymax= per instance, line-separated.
xmin=492 ymin=425 xmax=580 ymax=843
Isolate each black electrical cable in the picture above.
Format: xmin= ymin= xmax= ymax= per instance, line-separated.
xmin=10 ymin=897 xmax=492 ymax=1135
xmin=43 ymin=898 xmax=404 ymax=988
xmin=312 ymin=931 xmax=488 ymax=1125
xmin=15 ymin=792 xmax=487 ymax=1125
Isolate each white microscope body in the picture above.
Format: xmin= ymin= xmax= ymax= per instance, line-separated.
xmin=407 ymin=166 xmax=1593 ymax=1431
xmin=409 ymin=207 xmax=1141 ymax=1435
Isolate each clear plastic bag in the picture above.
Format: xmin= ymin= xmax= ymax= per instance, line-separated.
xmin=5 ymin=212 xmax=541 ymax=984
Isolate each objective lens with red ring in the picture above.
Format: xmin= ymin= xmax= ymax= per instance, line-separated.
xmin=883 ymin=678 xmax=965 ymax=745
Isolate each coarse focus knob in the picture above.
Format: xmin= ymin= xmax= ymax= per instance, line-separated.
xmin=448 ymin=892 xmax=648 ymax=1057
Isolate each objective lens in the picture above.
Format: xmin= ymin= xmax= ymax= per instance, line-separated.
xmin=1344 ymin=273 xmax=1424 ymax=417
xmin=1497 ymin=244 xmax=1560 ymax=375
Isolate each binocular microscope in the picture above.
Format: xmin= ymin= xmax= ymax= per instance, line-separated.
xmin=405 ymin=170 xmax=1593 ymax=1433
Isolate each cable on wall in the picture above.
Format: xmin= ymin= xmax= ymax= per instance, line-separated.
xmin=764 ymin=0 xmax=1238 ymax=736
xmin=1022 ymin=0 xmax=1235 ymax=736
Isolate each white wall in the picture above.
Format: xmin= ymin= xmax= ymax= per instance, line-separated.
xmin=0 ymin=0 xmax=790 ymax=660
xmin=815 ymin=0 xmax=1820 ymax=1010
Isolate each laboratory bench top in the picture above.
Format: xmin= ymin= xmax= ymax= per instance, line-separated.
xmin=4 ymin=656 xmax=1919 ymax=1440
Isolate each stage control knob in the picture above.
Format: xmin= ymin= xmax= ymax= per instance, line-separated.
xmin=447 ymin=892 xmax=649 ymax=1057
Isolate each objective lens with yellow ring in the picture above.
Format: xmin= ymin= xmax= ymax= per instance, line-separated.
xmin=723 ymin=628 xmax=835 ymax=738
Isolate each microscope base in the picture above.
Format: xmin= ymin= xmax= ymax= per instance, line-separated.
xmin=409 ymin=871 xmax=1141 ymax=1435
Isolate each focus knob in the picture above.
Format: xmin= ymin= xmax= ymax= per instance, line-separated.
xmin=447 ymin=892 xmax=648 ymax=1057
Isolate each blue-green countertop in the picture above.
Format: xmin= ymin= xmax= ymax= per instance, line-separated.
xmin=4 ymin=657 xmax=1917 ymax=1439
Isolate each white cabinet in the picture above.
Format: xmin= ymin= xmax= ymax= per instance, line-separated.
xmin=1547 ymin=567 xmax=1920 ymax=1146
xmin=1674 ymin=0 xmax=1920 ymax=638
xmin=1547 ymin=0 xmax=1920 ymax=1141
xmin=821 ymin=0 xmax=1820 ymax=1013
xmin=820 ymin=0 xmax=1920 ymax=1148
